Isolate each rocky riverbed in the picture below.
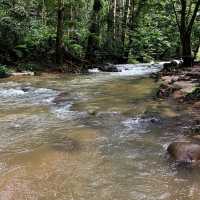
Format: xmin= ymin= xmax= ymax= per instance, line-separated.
xmin=156 ymin=62 xmax=200 ymax=164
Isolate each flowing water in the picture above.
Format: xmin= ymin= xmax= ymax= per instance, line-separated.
xmin=0 ymin=64 xmax=199 ymax=200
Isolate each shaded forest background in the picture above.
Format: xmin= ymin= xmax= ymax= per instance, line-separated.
xmin=0 ymin=0 xmax=200 ymax=72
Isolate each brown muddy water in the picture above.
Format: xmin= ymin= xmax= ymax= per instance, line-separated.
xmin=0 ymin=64 xmax=199 ymax=200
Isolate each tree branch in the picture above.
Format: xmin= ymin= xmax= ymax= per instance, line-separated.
xmin=186 ymin=1 xmax=193 ymax=24
xmin=180 ymin=0 xmax=187 ymax=32
xmin=170 ymin=0 xmax=181 ymax=31
xmin=187 ymin=0 xmax=200 ymax=33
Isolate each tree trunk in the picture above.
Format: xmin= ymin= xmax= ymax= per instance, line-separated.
xmin=85 ymin=0 xmax=102 ymax=62
xmin=107 ymin=0 xmax=116 ymax=41
xmin=124 ymin=0 xmax=147 ymax=58
xmin=56 ymin=0 xmax=64 ymax=68
xmin=121 ymin=0 xmax=130 ymax=47
xmin=172 ymin=0 xmax=200 ymax=67
xmin=42 ymin=0 xmax=47 ymax=25
xmin=181 ymin=32 xmax=193 ymax=67
xmin=179 ymin=0 xmax=192 ymax=67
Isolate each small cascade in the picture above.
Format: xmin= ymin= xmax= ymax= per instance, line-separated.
xmin=89 ymin=63 xmax=163 ymax=77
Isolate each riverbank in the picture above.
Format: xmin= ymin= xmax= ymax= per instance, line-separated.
xmin=157 ymin=62 xmax=200 ymax=134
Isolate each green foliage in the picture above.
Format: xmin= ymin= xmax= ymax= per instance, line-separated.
xmin=0 ymin=17 xmax=21 ymax=50
xmin=0 ymin=64 xmax=9 ymax=78
xmin=69 ymin=44 xmax=84 ymax=57
xmin=197 ymin=50 xmax=200 ymax=61
xmin=129 ymin=1 xmax=180 ymax=61
xmin=24 ymin=21 xmax=55 ymax=46
xmin=0 ymin=0 xmax=199 ymax=69
xmin=16 ymin=63 xmax=40 ymax=72
xmin=128 ymin=56 xmax=139 ymax=64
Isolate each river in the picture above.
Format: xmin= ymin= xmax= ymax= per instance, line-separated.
xmin=0 ymin=64 xmax=199 ymax=200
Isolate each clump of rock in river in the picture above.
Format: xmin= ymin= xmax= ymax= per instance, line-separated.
xmin=157 ymin=62 xmax=200 ymax=103
xmin=158 ymin=61 xmax=200 ymax=166
xmin=167 ymin=141 xmax=200 ymax=166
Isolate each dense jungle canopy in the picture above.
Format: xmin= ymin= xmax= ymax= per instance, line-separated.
xmin=0 ymin=0 xmax=200 ymax=72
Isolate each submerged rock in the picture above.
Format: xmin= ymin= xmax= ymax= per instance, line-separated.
xmin=167 ymin=142 xmax=200 ymax=164
xmin=53 ymin=92 xmax=69 ymax=104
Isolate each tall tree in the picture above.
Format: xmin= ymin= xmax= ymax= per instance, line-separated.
xmin=124 ymin=0 xmax=148 ymax=58
xmin=41 ymin=0 xmax=47 ymax=25
xmin=171 ymin=0 xmax=200 ymax=67
xmin=107 ymin=0 xmax=116 ymax=41
xmin=121 ymin=0 xmax=130 ymax=47
xmin=56 ymin=0 xmax=65 ymax=68
xmin=85 ymin=0 xmax=103 ymax=62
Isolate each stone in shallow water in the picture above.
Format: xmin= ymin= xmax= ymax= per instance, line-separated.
xmin=167 ymin=142 xmax=200 ymax=164
xmin=161 ymin=75 xmax=179 ymax=84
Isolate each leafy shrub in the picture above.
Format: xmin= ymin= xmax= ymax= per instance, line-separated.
xmin=16 ymin=63 xmax=40 ymax=72
xmin=69 ymin=44 xmax=84 ymax=58
xmin=0 ymin=64 xmax=10 ymax=78
xmin=24 ymin=21 xmax=55 ymax=47
xmin=142 ymin=53 xmax=154 ymax=63
xmin=64 ymin=37 xmax=85 ymax=58
xmin=128 ymin=56 xmax=139 ymax=64
xmin=0 ymin=17 xmax=21 ymax=50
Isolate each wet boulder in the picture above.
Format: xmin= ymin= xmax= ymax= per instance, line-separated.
xmin=162 ymin=60 xmax=182 ymax=74
xmin=167 ymin=142 xmax=200 ymax=164
xmin=98 ymin=64 xmax=120 ymax=72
